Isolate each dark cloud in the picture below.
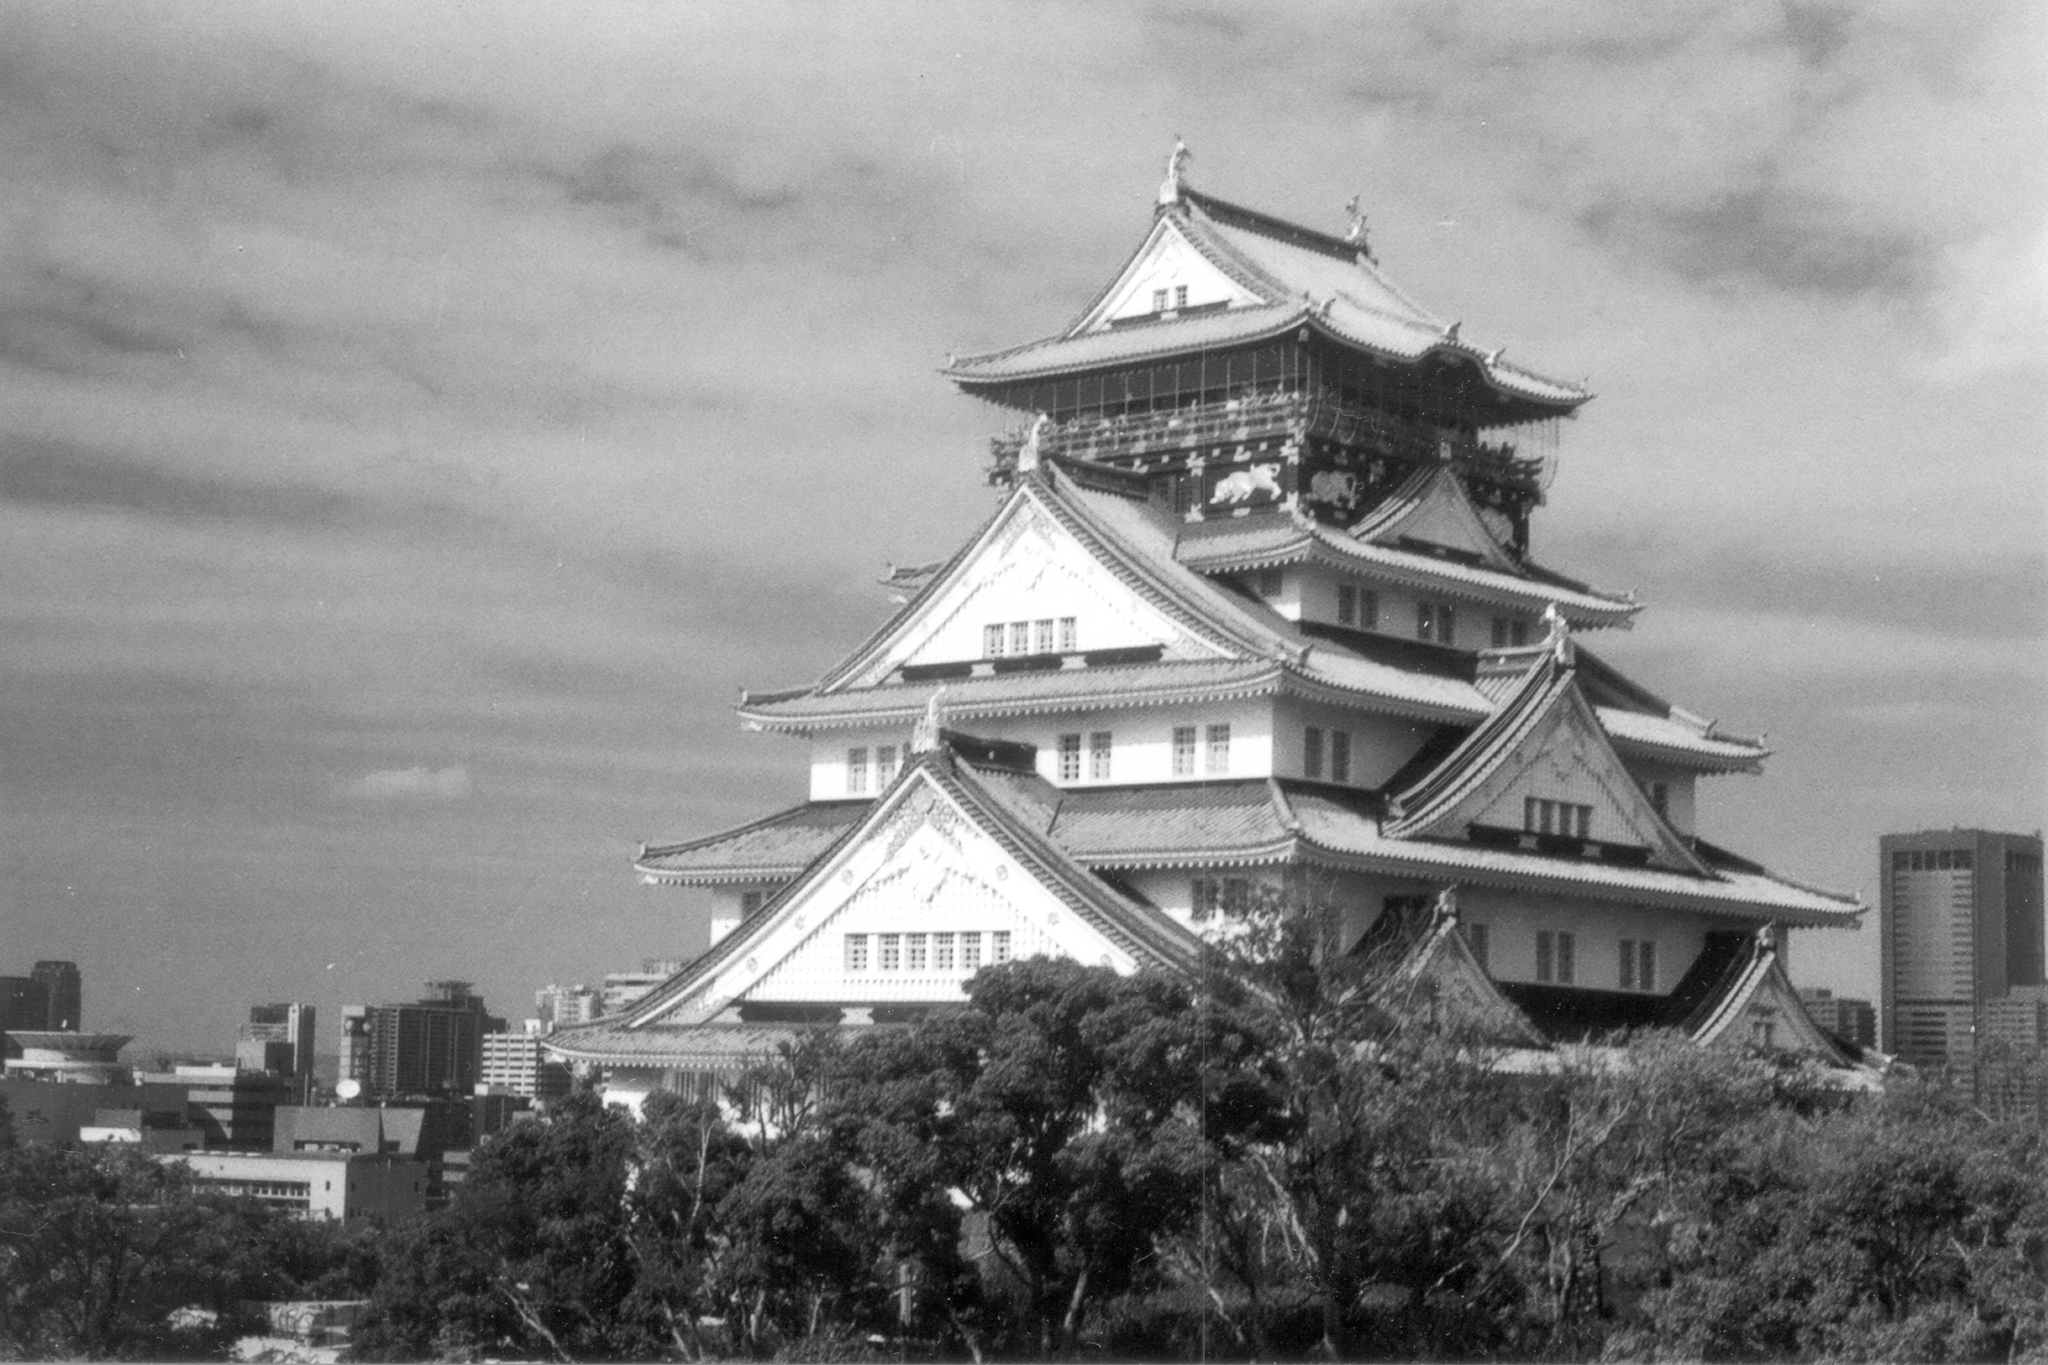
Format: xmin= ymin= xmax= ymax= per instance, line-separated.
xmin=1576 ymin=180 xmax=1932 ymax=299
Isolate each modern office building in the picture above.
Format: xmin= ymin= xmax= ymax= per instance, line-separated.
xmin=31 ymin=961 xmax=81 ymax=1030
xmin=2 ymin=1031 xmax=131 ymax=1082
xmin=1879 ymin=829 xmax=2045 ymax=1071
xmin=599 ymin=961 xmax=686 ymax=1018
xmin=1796 ymin=987 xmax=1877 ymax=1051
xmin=479 ymin=1020 xmax=573 ymax=1100
xmin=549 ymin=152 xmax=1870 ymax=1102
xmin=534 ymin=982 xmax=601 ymax=1030
xmin=167 ymin=1150 xmax=428 ymax=1222
xmin=345 ymin=982 xmax=506 ymax=1100
xmin=237 ymin=1002 xmax=317 ymax=1083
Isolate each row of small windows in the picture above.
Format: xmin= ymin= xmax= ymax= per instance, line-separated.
xmin=844 ymin=931 xmax=1012 ymax=973
xmin=1301 ymin=726 xmax=1353 ymax=783
xmin=1893 ymin=848 xmax=1976 ymax=871
xmin=1172 ymin=724 xmax=1231 ymax=777
xmin=1525 ymin=798 xmax=1593 ymax=839
xmin=1468 ymin=921 xmax=1656 ymax=992
xmin=984 ymin=618 xmax=1078 ymax=658
xmin=1150 ymin=284 xmax=1189 ymax=312
xmin=1257 ymin=569 xmax=1542 ymax=652
xmin=845 ymin=745 xmax=903 ymax=795
xmin=1057 ymin=731 xmax=1115 ymax=782
xmin=1491 ymin=616 xmax=1531 ymax=648
xmin=1190 ymin=876 xmax=1253 ymax=920
xmin=1336 ymin=584 xmax=1377 ymax=628
xmin=1535 ymin=930 xmax=1576 ymax=985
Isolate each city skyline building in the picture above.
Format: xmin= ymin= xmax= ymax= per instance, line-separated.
xmin=1879 ymin=829 xmax=2045 ymax=1071
xmin=237 ymin=1002 xmax=317 ymax=1082
xmin=549 ymin=155 xmax=1871 ymax=1102
xmin=31 ymin=961 xmax=81 ymax=1031
xmin=479 ymin=1020 xmax=574 ymax=1100
xmin=345 ymin=981 xmax=506 ymax=1100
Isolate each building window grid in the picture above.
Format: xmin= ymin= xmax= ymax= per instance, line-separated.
xmin=961 ymin=934 xmax=982 ymax=971
xmin=1058 ymin=733 xmax=1083 ymax=782
xmin=933 ymin=934 xmax=954 ymax=970
xmin=1536 ymin=930 xmax=1576 ymax=985
xmin=876 ymin=745 xmax=899 ymax=787
xmin=985 ymin=617 xmax=1080 ymax=658
xmin=878 ymin=934 xmax=901 ymax=972
xmin=1206 ymin=724 xmax=1231 ymax=775
xmin=1089 ymin=731 xmax=1113 ymax=780
xmin=1171 ymin=726 xmax=1198 ymax=777
xmin=984 ymin=623 xmax=1005 ymax=657
xmin=906 ymin=934 xmax=928 ymax=970
xmin=846 ymin=747 xmax=869 ymax=795
xmin=1524 ymin=797 xmax=1592 ymax=839
xmin=845 ymin=935 xmax=868 ymax=972
xmin=1008 ymin=622 xmax=1031 ymax=654
xmin=991 ymin=932 xmax=1012 ymax=964
xmin=1417 ymin=601 xmax=1456 ymax=645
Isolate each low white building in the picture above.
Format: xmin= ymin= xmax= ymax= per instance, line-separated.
xmin=166 ymin=1150 xmax=427 ymax=1222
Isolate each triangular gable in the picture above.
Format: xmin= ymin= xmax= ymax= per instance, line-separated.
xmin=623 ymin=754 xmax=1199 ymax=1029
xmin=823 ymin=475 xmax=1251 ymax=692
xmin=1372 ymin=892 xmax=1546 ymax=1047
xmin=1070 ymin=215 xmax=1268 ymax=335
xmin=1686 ymin=930 xmax=1856 ymax=1067
xmin=1388 ymin=652 xmax=1708 ymax=875
xmin=1351 ymin=466 xmax=1519 ymax=573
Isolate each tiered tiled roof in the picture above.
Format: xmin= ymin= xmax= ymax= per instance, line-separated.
xmin=945 ymin=188 xmax=1588 ymax=416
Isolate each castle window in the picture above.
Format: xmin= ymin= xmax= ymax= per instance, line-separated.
xmin=1330 ymin=730 xmax=1351 ymax=784
xmin=1206 ymin=724 xmax=1231 ymax=774
xmin=846 ymin=748 xmax=869 ymax=795
xmin=906 ymin=934 xmax=928 ymax=971
xmin=1057 ymin=617 xmax=1077 ymax=651
xmin=1254 ymin=568 xmax=1284 ymax=598
xmin=1524 ymin=797 xmax=1591 ymax=839
xmin=1174 ymin=284 xmax=1188 ymax=309
xmin=1008 ymin=622 xmax=1031 ymax=655
xmin=933 ymin=933 xmax=955 ymax=970
xmin=1417 ymin=600 xmax=1456 ymax=645
xmin=960 ymin=933 xmax=982 ymax=971
xmin=1172 ymin=726 xmax=1198 ymax=777
xmin=876 ymin=745 xmax=900 ymax=787
xmin=878 ymin=934 xmax=901 ymax=972
xmin=1089 ymin=731 xmax=1113 ymax=780
xmin=1152 ymin=288 xmax=1168 ymax=313
xmin=991 ymin=931 xmax=1012 ymax=964
xmin=1491 ymin=616 xmax=1530 ymax=648
xmin=1058 ymin=733 xmax=1083 ymax=782
xmin=1303 ymin=726 xmax=1325 ymax=779
xmin=984 ymin=624 xmax=1005 ymax=658
xmin=1536 ymin=930 xmax=1575 ymax=984
xmin=844 ymin=935 xmax=869 ymax=972
xmin=1464 ymin=921 xmax=1489 ymax=970
xmin=1337 ymin=584 xmax=1357 ymax=625
xmin=1620 ymin=939 xmax=1657 ymax=992
xmin=1033 ymin=618 xmax=1056 ymax=653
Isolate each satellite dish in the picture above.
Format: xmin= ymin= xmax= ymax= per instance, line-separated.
xmin=335 ymin=1078 xmax=361 ymax=1101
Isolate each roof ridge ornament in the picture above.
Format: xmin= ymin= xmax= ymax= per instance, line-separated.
xmin=1541 ymin=602 xmax=1574 ymax=665
xmin=1343 ymin=194 xmax=1376 ymax=262
xmin=911 ymin=688 xmax=948 ymax=754
xmin=1017 ymin=412 xmax=1051 ymax=472
xmin=1157 ymin=137 xmax=1191 ymax=207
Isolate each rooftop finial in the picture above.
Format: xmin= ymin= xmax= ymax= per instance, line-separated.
xmin=911 ymin=688 xmax=947 ymax=754
xmin=1158 ymin=137 xmax=1191 ymax=207
xmin=1016 ymin=412 xmax=1051 ymax=472
xmin=1541 ymin=602 xmax=1574 ymax=665
xmin=1344 ymin=194 xmax=1375 ymax=260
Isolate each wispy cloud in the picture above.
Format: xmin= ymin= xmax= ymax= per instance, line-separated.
xmin=340 ymin=765 xmax=473 ymax=802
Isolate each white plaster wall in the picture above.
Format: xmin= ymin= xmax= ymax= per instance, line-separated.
xmin=1293 ymin=562 xmax=1520 ymax=648
xmin=1101 ymin=226 xmax=1254 ymax=323
xmin=1616 ymin=759 xmax=1698 ymax=835
xmin=1272 ymin=699 xmax=1435 ymax=788
xmin=1455 ymin=887 xmax=1714 ymax=994
xmin=808 ymin=699 xmax=1274 ymax=797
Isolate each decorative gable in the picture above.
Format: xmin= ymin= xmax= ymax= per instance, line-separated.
xmin=1688 ymin=929 xmax=1857 ymax=1066
xmin=1353 ymin=466 xmax=1519 ymax=573
xmin=1074 ymin=217 xmax=1266 ymax=334
xmin=637 ymin=769 xmax=1158 ymax=1028
xmin=1388 ymin=653 xmax=1707 ymax=875
xmin=837 ymin=485 xmax=1237 ymax=690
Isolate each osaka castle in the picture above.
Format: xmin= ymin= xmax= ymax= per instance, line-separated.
xmin=547 ymin=150 xmax=1872 ymax=1098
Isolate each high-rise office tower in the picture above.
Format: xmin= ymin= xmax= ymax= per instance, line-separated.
xmin=31 ymin=961 xmax=81 ymax=1030
xmin=356 ymin=982 xmax=507 ymax=1100
xmin=1880 ymin=829 xmax=2046 ymax=1070
xmin=237 ymin=1002 xmax=317 ymax=1079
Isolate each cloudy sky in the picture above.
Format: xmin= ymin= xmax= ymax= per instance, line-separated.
xmin=2 ymin=2 xmax=2041 ymax=1053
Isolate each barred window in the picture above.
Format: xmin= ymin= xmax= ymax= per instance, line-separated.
xmin=960 ymin=933 xmax=982 ymax=971
xmin=1057 ymin=617 xmax=1077 ymax=651
xmin=1058 ymin=733 xmax=1082 ymax=782
xmin=933 ymin=933 xmax=955 ymax=970
xmin=1206 ymin=723 xmax=1231 ymax=775
xmin=845 ymin=935 xmax=869 ymax=971
xmin=1033 ymin=618 xmax=1056 ymax=653
xmin=1171 ymin=726 xmax=1198 ymax=777
xmin=1620 ymin=939 xmax=1657 ymax=992
xmin=1303 ymin=726 xmax=1324 ymax=780
xmin=1336 ymin=583 xmax=1358 ymax=626
xmin=879 ymin=934 xmax=901 ymax=972
xmin=1089 ymin=731 xmax=1113 ymax=780
xmin=876 ymin=745 xmax=899 ymax=787
xmin=906 ymin=933 xmax=927 ymax=971
xmin=1537 ymin=930 xmax=1576 ymax=984
xmin=991 ymin=931 xmax=1012 ymax=964
xmin=1008 ymin=622 xmax=1031 ymax=655
xmin=1330 ymin=730 xmax=1351 ymax=784
xmin=846 ymin=748 xmax=869 ymax=795
xmin=983 ymin=624 xmax=1005 ymax=658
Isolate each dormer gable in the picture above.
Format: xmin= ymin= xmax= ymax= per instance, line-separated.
xmin=1069 ymin=215 xmax=1269 ymax=336
xmin=1351 ymin=465 xmax=1520 ymax=574
xmin=1386 ymin=646 xmax=1708 ymax=875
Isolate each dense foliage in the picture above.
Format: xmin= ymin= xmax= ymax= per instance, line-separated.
xmin=4 ymin=930 xmax=2046 ymax=1361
